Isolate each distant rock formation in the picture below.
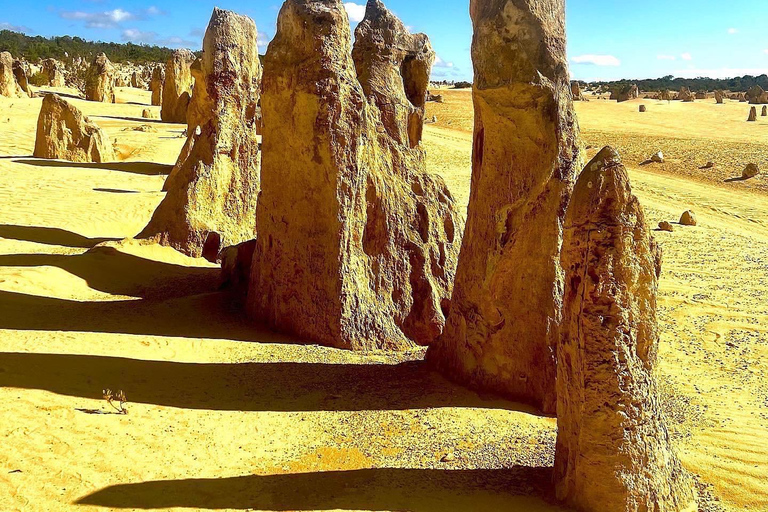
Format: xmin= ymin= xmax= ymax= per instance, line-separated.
xmin=555 ymin=147 xmax=697 ymax=512
xmin=150 ymin=66 xmax=164 ymax=106
xmin=571 ymin=82 xmax=583 ymax=101
xmin=659 ymin=89 xmax=672 ymax=101
xmin=247 ymin=0 xmax=462 ymax=351
xmin=748 ymin=106 xmax=757 ymax=122
xmin=161 ymin=49 xmax=195 ymax=123
xmin=611 ymin=84 xmax=638 ymax=102
xmin=139 ymin=8 xmax=262 ymax=259
xmin=33 ymin=93 xmax=114 ymax=163
xmin=746 ymin=85 xmax=768 ymax=104
xmin=426 ymin=0 xmax=580 ymax=413
xmin=715 ymin=90 xmax=724 ymax=104
xmin=0 ymin=52 xmax=25 ymax=98
xmin=677 ymin=87 xmax=694 ymax=102
xmin=84 ymin=53 xmax=116 ymax=103
xmin=41 ymin=58 xmax=65 ymax=88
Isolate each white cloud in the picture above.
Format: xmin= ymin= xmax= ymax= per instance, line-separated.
xmin=0 ymin=22 xmax=31 ymax=33
xmin=121 ymin=28 xmax=196 ymax=49
xmin=60 ymin=7 xmax=162 ymax=29
xmin=681 ymin=52 xmax=692 ymax=61
xmin=571 ymin=54 xmax=621 ymax=67
xmin=657 ymin=55 xmax=676 ymax=61
xmin=344 ymin=2 xmax=366 ymax=23
xmin=728 ymin=28 xmax=738 ymax=34
xmin=257 ymin=32 xmax=272 ymax=52
xmin=434 ymin=55 xmax=454 ymax=68
xmin=764 ymin=49 xmax=768 ymax=55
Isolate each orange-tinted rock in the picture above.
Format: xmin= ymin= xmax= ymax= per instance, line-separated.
xmin=680 ymin=210 xmax=697 ymax=226
xmin=555 ymin=147 xmax=696 ymax=512
xmin=161 ymin=49 xmax=195 ymax=123
xmin=33 ymin=93 xmax=114 ymax=163
xmin=139 ymin=8 xmax=261 ymax=259
xmin=426 ymin=0 xmax=580 ymax=413
xmin=84 ymin=53 xmax=116 ymax=103
xmin=247 ymin=0 xmax=462 ymax=350
xmin=150 ymin=65 xmax=164 ymax=106
xmin=748 ymin=106 xmax=757 ymax=122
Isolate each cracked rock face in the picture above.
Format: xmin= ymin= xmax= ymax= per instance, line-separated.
xmin=161 ymin=49 xmax=195 ymax=123
xmin=554 ymin=146 xmax=697 ymax=512
xmin=426 ymin=0 xmax=580 ymax=413
xmin=84 ymin=53 xmax=116 ymax=103
xmin=33 ymin=93 xmax=115 ymax=163
xmin=247 ymin=0 xmax=463 ymax=351
xmin=139 ymin=8 xmax=262 ymax=259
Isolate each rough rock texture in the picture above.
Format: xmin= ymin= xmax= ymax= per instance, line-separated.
xmin=150 ymin=66 xmax=164 ymax=106
xmin=84 ymin=53 xmax=116 ymax=103
xmin=743 ymin=163 xmax=760 ymax=179
xmin=139 ymin=8 xmax=262 ymax=259
xmin=571 ymin=82 xmax=583 ymax=101
xmin=161 ymin=49 xmax=195 ymax=123
xmin=0 ymin=52 xmax=24 ymax=98
xmin=746 ymin=85 xmax=768 ymax=104
xmin=33 ymin=93 xmax=115 ymax=163
xmin=659 ymin=220 xmax=674 ymax=232
xmin=41 ymin=58 xmax=65 ymax=88
xmin=748 ymin=106 xmax=757 ymax=122
xmin=715 ymin=90 xmax=724 ymax=104
xmin=680 ymin=210 xmax=697 ymax=226
xmin=426 ymin=0 xmax=580 ymax=413
xmin=12 ymin=59 xmax=31 ymax=95
xmin=554 ymin=147 xmax=697 ymax=512
xmin=247 ymin=0 xmax=463 ymax=351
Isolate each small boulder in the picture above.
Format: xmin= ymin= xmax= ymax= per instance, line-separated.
xmin=658 ymin=221 xmax=674 ymax=232
xmin=141 ymin=108 xmax=157 ymax=119
xmin=639 ymin=105 xmax=646 ymax=112
xmin=742 ymin=163 xmax=760 ymax=179
xmin=679 ymin=210 xmax=697 ymax=226
xmin=33 ymin=93 xmax=114 ymax=163
xmin=703 ymin=161 xmax=714 ymax=168
xmin=650 ymin=151 xmax=664 ymax=163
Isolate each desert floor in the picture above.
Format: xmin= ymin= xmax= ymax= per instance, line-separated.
xmin=0 ymin=87 xmax=766 ymax=512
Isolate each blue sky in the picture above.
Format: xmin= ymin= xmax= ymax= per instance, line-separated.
xmin=2 ymin=0 xmax=768 ymax=81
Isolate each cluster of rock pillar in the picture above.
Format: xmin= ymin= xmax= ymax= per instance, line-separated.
xmin=135 ymin=1 xmax=697 ymax=510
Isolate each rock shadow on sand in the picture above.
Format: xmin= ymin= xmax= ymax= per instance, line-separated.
xmin=13 ymin=158 xmax=172 ymax=176
xmin=74 ymin=467 xmax=562 ymax=511
xmin=0 ymin=224 xmax=119 ymax=248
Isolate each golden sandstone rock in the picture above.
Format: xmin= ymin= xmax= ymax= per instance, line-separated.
xmin=84 ymin=53 xmax=116 ymax=103
xmin=33 ymin=94 xmax=114 ymax=163
xmin=555 ymin=147 xmax=696 ymax=512
xmin=427 ymin=0 xmax=580 ymax=413
xmin=246 ymin=0 xmax=462 ymax=350
xmin=0 ymin=52 xmax=25 ymax=98
xmin=139 ymin=8 xmax=261 ymax=259
xmin=150 ymin=66 xmax=164 ymax=106
xmin=161 ymin=49 xmax=195 ymax=123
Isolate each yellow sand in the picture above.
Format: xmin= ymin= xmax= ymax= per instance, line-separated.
xmin=0 ymin=85 xmax=765 ymax=511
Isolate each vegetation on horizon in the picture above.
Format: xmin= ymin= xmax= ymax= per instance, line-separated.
xmin=577 ymin=74 xmax=768 ymax=93
xmin=0 ymin=29 xmax=182 ymax=64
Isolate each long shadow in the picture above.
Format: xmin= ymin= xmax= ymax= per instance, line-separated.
xmin=0 ymin=352 xmax=539 ymax=413
xmin=75 ymin=467 xmax=562 ymax=511
xmin=0 ymin=224 xmax=119 ymax=248
xmin=92 ymin=114 xmax=181 ymax=125
xmin=724 ymin=176 xmax=750 ymax=183
xmin=0 ymin=246 xmax=219 ymax=298
xmin=13 ymin=158 xmax=172 ymax=176
xmin=37 ymin=91 xmax=84 ymax=101
xmin=93 ymin=188 xmax=140 ymax=194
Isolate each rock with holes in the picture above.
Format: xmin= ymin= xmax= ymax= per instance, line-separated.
xmin=555 ymin=147 xmax=697 ymax=512
xmin=680 ymin=210 xmax=697 ymax=226
xmin=150 ymin=65 xmax=164 ymax=106
xmin=139 ymin=8 xmax=262 ymax=259
xmin=161 ymin=49 xmax=195 ymax=123
xmin=247 ymin=0 xmax=462 ymax=351
xmin=426 ymin=0 xmax=580 ymax=413
xmin=0 ymin=52 xmax=25 ymax=98
xmin=41 ymin=58 xmax=65 ymax=88
xmin=12 ymin=59 xmax=31 ymax=96
xmin=743 ymin=163 xmax=759 ymax=179
xmin=33 ymin=93 xmax=114 ymax=163
xmin=84 ymin=53 xmax=116 ymax=103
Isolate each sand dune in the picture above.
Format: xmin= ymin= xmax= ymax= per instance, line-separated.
xmin=0 ymin=86 xmax=766 ymax=511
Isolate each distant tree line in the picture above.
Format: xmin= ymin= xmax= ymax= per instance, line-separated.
xmin=574 ymin=74 xmax=768 ymax=93
xmin=0 ymin=30 xmax=179 ymax=64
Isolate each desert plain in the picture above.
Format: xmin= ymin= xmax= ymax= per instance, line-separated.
xmin=0 ymin=84 xmax=766 ymax=512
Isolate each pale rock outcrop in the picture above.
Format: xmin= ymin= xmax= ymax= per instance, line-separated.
xmin=161 ymin=49 xmax=195 ymax=123
xmin=247 ymin=0 xmax=462 ymax=351
xmin=84 ymin=53 xmax=116 ymax=103
xmin=555 ymin=147 xmax=697 ymax=512
xmin=426 ymin=0 xmax=580 ymax=412
xmin=41 ymin=58 xmax=65 ymax=87
xmin=0 ymin=52 xmax=24 ymax=98
xmin=12 ymin=59 xmax=31 ymax=95
xmin=150 ymin=65 xmax=164 ymax=106
xmin=33 ymin=93 xmax=114 ymax=163
xmin=139 ymin=8 xmax=262 ymax=259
